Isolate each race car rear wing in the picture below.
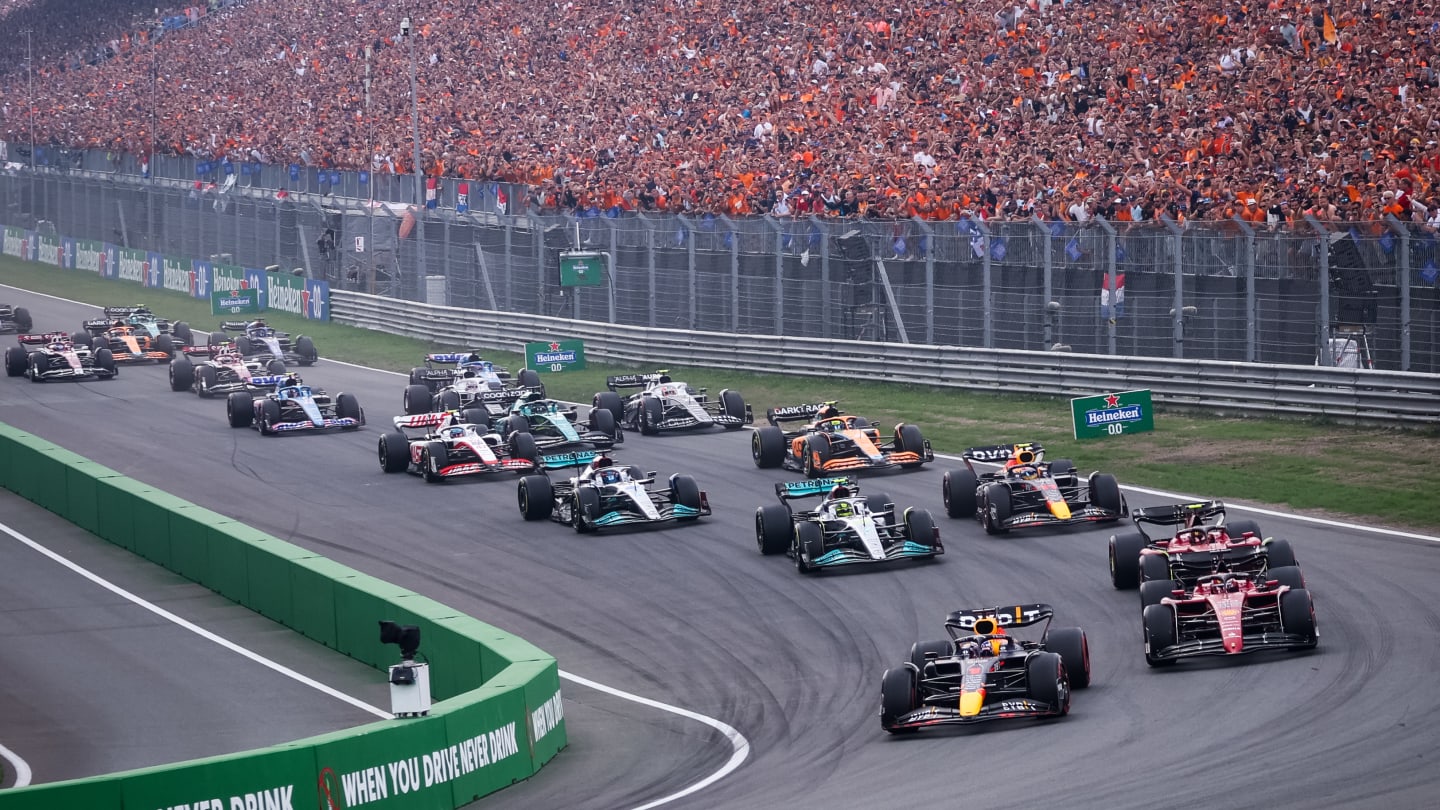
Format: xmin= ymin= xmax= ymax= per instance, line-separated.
xmin=102 ymin=305 xmax=154 ymax=319
xmin=1131 ymin=500 xmax=1226 ymax=528
xmin=766 ymin=402 xmax=839 ymax=425
xmin=606 ymin=371 xmax=671 ymax=391
xmin=944 ymin=604 xmax=1054 ymax=632
xmin=774 ymin=476 xmax=857 ymax=501
xmin=16 ymin=332 xmax=70 ymax=345
xmin=82 ymin=318 xmax=118 ymax=332
xmin=248 ymin=374 xmax=287 ymax=388
xmin=392 ymin=411 xmax=464 ymax=430
xmin=961 ymin=442 xmax=1045 ymax=464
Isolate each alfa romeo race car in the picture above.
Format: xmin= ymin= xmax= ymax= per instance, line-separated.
xmin=0 ymin=303 xmax=33 ymax=334
xmin=169 ymin=342 xmax=288 ymax=397
xmin=942 ymin=442 xmax=1124 ymax=534
xmin=591 ymin=370 xmax=751 ymax=434
xmin=517 ymin=454 xmax=710 ymax=532
xmin=220 ymin=319 xmax=318 ymax=366
xmin=406 ymin=352 xmax=543 ymax=398
xmin=1142 ymin=571 xmax=1318 ymax=666
xmin=226 ymin=378 xmax=363 ymax=435
xmin=1109 ymin=500 xmax=1299 ymax=593
xmin=754 ymin=477 xmax=941 ymax=573
xmin=498 ymin=391 xmax=621 ymax=452
xmin=751 ymin=402 xmax=932 ymax=478
xmin=4 ymin=333 xmax=117 ymax=382
xmin=82 ymin=305 xmax=193 ymax=345
xmin=880 ymin=604 xmax=1090 ymax=733
xmin=76 ymin=322 xmax=175 ymax=363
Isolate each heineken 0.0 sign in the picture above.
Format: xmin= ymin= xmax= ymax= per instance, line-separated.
xmin=1071 ymin=389 xmax=1154 ymax=440
xmin=210 ymin=288 xmax=261 ymax=316
xmin=558 ymin=251 xmax=607 ymax=287
xmin=526 ymin=339 xmax=586 ymax=373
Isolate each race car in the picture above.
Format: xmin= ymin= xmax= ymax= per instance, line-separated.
xmin=751 ymin=402 xmax=932 ymax=478
xmin=220 ymin=319 xmax=318 ymax=366
xmin=754 ymin=477 xmax=941 ymax=573
xmin=405 ymin=352 xmax=543 ymax=400
xmin=497 ymin=390 xmax=621 ymax=453
xmin=517 ymin=454 xmax=710 ymax=533
xmin=168 ymin=342 xmax=288 ymax=397
xmin=1109 ymin=500 xmax=1299 ymax=593
xmin=880 ymin=604 xmax=1090 ymax=734
xmin=378 ymin=409 xmax=544 ymax=482
xmin=0 ymin=303 xmax=33 ymax=334
xmin=1142 ymin=571 xmax=1318 ymax=667
xmin=591 ymin=370 xmax=751 ymax=434
xmin=4 ymin=333 xmax=117 ymax=382
xmin=942 ymin=442 xmax=1124 ymax=534
xmin=82 ymin=305 xmax=193 ymax=346
xmin=75 ymin=322 xmax=175 ymax=363
xmin=226 ymin=377 xmax=363 ymax=435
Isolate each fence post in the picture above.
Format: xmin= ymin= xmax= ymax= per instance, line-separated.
xmin=606 ymin=218 xmax=619 ymax=324
xmin=677 ymin=215 xmax=697 ymax=330
xmin=1159 ymin=214 xmax=1186 ymax=357
xmin=720 ymin=214 xmax=740 ymax=333
xmin=1305 ymin=215 xmax=1333 ymax=366
xmin=1030 ymin=215 xmax=1054 ymax=348
xmin=912 ymin=215 xmax=935 ymax=344
xmin=1231 ymin=215 xmax=1257 ymax=363
xmin=809 ymin=215 xmax=831 ymax=339
xmin=1096 ymin=216 xmax=1118 ymax=355
xmin=529 ymin=214 xmax=545 ymax=317
xmin=1385 ymin=214 xmax=1411 ymax=371
xmin=764 ymin=216 xmax=785 ymax=336
xmin=639 ymin=213 xmax=657 ymax=328
xmin=973 ymin=216 xmax=994 ymax=348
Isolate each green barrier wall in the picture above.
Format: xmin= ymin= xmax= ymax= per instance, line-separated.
xmin=0 ymin=421 xmax=566 ymax=808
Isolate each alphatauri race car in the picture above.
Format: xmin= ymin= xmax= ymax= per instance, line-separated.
xmin=591 ymin=370 xmax=751 ymax=434
xmin=169 ymin=342 xmax=288 ymax=397
xmin=942 ymin=442 xmax=1124 ymax=534
xmin=220 ymin=319 xmax=318 ymax=366
xmin=754 ymin=477 xmax=941 ymax=573
xmin=880 ymin=605 xmax=1090 ymax=733
xmin=1109 ymin=500 xmax=1300 ymax=597
xmin=226 ymin=377 xmax=363 ymax=435
xmin=5 ymin=332 xmax=117 ymax=382
xmin=517 ymin=454 xmax=709 ymax=533
xmin=751 ymin=402 xmax=932 ymax=477
xmin=1142 ymin=571 xmax=1318 ymax=667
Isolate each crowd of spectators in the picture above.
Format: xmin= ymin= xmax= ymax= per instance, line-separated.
xmin=2 ymin=0 xmax=1439 ymax=227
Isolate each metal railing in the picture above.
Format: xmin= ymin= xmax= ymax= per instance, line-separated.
xmin=331 ymin=291 xmax=1440 ymax=426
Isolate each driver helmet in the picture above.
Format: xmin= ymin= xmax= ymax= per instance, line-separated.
xmin=1225 ymin=576 xmax=1242 ymax=593
xmin=112 ymin=319 xmax=127 ymax=328
xmin=1006 ymin=445 xmax=1038 ymax=467
xmin=248 ymin=319 xmax=267 ymax=330
xmin=832 ymin=501 xmax=854 ymax=518
xmin=1014 ymin=465 xmax=1040 ymax=480
xmin=598 ymin=469 xmax=622 ymax=485
xmin=49 ymin=340 xmax=69 ymax=351
xmin=957 ymin=639 xmax=986 ymax=658
xmin=591 ymin=455 xmax=615 ymax=470
xmin=1206 ymin=527 xmax=1227 ymax=543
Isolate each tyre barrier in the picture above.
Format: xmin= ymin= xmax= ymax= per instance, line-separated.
xmin=0 ymin=421 xmax=565 ymax=808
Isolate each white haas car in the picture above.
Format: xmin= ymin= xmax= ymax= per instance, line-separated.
xmin=379 ymin=409 xmax=544 ymax=482
xmin=592 ymin=370 xmax=751 ymax=435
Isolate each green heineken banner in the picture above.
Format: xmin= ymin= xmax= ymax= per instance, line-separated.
xmin=211 ymin=288 xmax=261 ymax=316
xmin=1071 ymin=389 xmax=1155 ymax=440
xmin=525 ymin=339 xmax=586 ymax=373
xmin=558 ymin=251 xmax=607 ymax=287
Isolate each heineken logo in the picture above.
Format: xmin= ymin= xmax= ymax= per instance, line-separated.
xmin=534 ymin=350 xmax=577 ymax=363
xmin=1085 ymin=405 xmax=1144 ymax=427
xmin=1071 ymin=389 xmax=1154 ymax=440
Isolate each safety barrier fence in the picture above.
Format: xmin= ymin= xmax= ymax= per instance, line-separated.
xmin=331 ymin=291 xmax=1440 ymax=426
xmin=0 ymin=421 xmax=565 ymax=808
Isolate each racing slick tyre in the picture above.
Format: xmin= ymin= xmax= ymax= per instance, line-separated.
xmin=755 ymin=504 xmax=793 ymax=555
xmin=336 ymin=393 xmax=363 ymax=429
xmin=208 ymin=331 xmax=227 ymax=347
xmin=589 ymin=406 xmax=619 ymax=441
xmin=378 ymin=432 xmax=411 ymax=473
xmin=173 ymin=322 xmax=193 ymax=345
xmin=504 ymin=414 xmax=531 ymax=435
xmin=1025 ymin=652 xmax=1070 ymax=715
xmin=517 ymin=368 xmax=544 ymax=394
xmin=1139 ymin=553 xmax=1171 ymax=584
xmin=258 ymin=399 xmax=282 ymax=436
xmin=1227 ymin=519 xmax=1262 ymax=539
xmin=592 ymin=391 xmax=624 ymax=427
xmin=794 ymin=521 xmax=824 ymax=574
xmin=403 ymin=384 xmax=433 ymax=415
xmin=295 ymin=336 xmax=318 ymax=365
xmin=169 ymin=356 xmax=195 ymax=391
xmin=902 ymin=508 xmax=938 ymax=555
xmin=266 ymin=359 xmax=287 ymax=375
xmin=517 ymin=476 xmax=554 ymax=520
xmin=437 ymin=390 xmax=463 ymax=412
xmin=1045 ymin=627 xmax=1091 ymax=688
xmin=4 ymin=346 xmax=27 ymax=377
xmin=801 ymin=434 xmax=832 ymax=479
xmin=155 ymin=333 xmax=175 ymax=358
xmin=908 ymin=640 xmax=954 ymax=673
xmin=1142 ymin=604 xmax=1179 ymax=667
xmin=28 ymin=352 xmax=46 ymax=382
xmin=459 ymin=408 xmax=490 ymax=431
xmin=639 ymin=396 xmax=663 ymax=435
xmin=195 ymin=364 xmax=220 ymax=398
xmin=509 ymin=431 xmax=539 ymax=465
xmin=227 ymin=392 xmax=255 ymax=427
xmin=93 ymin=348 xmax=117 ymax=379
xmin=1140 ymin=579 xmax=1181 ymax=610
xmin=408 ymin=367 xmax=429 ymax=387
xmin=422 ymin=441 xmax=448 ymax=483
xmin=880 ymin=667 xmax=919 ymax=734
xmin=942 ymin=469 xmax=978 ymax=520
xmin=1109 ymin=531 xmax=1147 ymax=589
xmin=751 ymin=426 xmax=786 ymax=468
xmin=1264 ymin=538 xmax=1298 ymax=569
xmin=1048 ymin=458 xmax=1076 ymax=481
xmin=981 ymin=483 xmax=1011 ymax=535
xmin=894 ymin=424 xmax=927 ymax=468
xmin=1268 ymin=565 xmax=1306 ymax=590
xmin=1279 ymin=588 xmax=1319 ymax=649
xmin=70 ymin=331 xmax=92 ymax=348
xmin=669 ymin=474 xmax=703 ymax=520
xmin=865 ymin=492 xmax=894 ymax=517
xmin=718 ymin=389 xmax=746 ymax=429
xmin=1088 ymin=472 xmax=1123 ymax=516
xmin=12 ymin=307 xmax=31 ymax=333
xmin=572 ymin=486 xmax=601 ymax=534
xmin=235 ymin=336 xmax=255 ymax=356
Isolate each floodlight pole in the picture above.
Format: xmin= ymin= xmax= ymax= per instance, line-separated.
xmin=24 ymin=27 xmax=35 ymax=169
xmin=401 ymin=17 xmax=427 ymax=280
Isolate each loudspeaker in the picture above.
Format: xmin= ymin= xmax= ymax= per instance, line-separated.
xmin=835 ymin=230 xmax=871 ymax=261
xmin=1328 ymin=233 xmax=1373 ymax=293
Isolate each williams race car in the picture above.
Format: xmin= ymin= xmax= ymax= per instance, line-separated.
xmin=942 ymin=442 xmax=1124 ymax=534
xmin=0 ymin=303 xmax=33 ymax=334
xmin=82 ymin=305 xmax=193 ymax=346
xmin=220 ymin=319 xmax=318 ymax=366
xmin=751 ymin=402 xmax=932 ymax=478
xmin=226 ymin=377 xmax=363 ymax=435
xmin=497 ymin=391 xmax=621 ymax=452
xmin=517 ymin=454 xmax=710 ymax=533
xmin=1142 ymin=571 xmax=1318 ymax=667
xmin=1109 ymin=500 xmax=1299 ymax=595
xmin=5 ymin=333 xmax=117 ymax=382
xmin=754 ymin=477 xmax=941 ymax=573
xmin=406 ymin=353 xmax=543 ymax=399
xmin=880 ymin=604 xmax=1090 ymax=733
xmin=591 ymin=370 xmax=751 ymax=434
xmin=169 ymin=342 xmax=288 ymax=397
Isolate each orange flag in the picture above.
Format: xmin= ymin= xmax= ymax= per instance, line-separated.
xmin=1323 ymin=12 xmax=1337 ymax=44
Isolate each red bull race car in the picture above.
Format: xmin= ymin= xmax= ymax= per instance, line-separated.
xmin=942 ymin=442 xmax=1124 ymax=534
xmin=751 ymin=402 xmax=932 ymax=478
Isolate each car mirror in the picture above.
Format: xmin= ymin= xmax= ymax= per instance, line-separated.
xmin=647 ymin=471 xmax=658 ymax=479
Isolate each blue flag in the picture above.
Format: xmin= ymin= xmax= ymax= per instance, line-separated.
xmin=1422 ymin=261 xmax=1439 ymax=285
xmin=1066 ymin=237 xmax=1083 ymax=261
xmin=892 ymin=237 xmax=906 ymax=256
xmin=358 ymin=171 xmax=369 ymax=185
xmin=809 ymin=226 xmax=823 ymax=247
xmin=329 ymin=170 xmax=341 ymax=185
xmin=675 ymin=227 xmax=686 ymax=246
xmin=1379 ymin=232 xmax=1395 ymax=255
xmin=1050 ymin=221 xmax=1066 ymax=238
xmin=723 ymin=231 xmax=734 ymax=248
xmin=1115 ymin=244 xmax=1127 ymax=262
xmin=289 ymin=164 xmax=300 ymax=181
xmin=990 ymin=238 xmax=1007 ymax=261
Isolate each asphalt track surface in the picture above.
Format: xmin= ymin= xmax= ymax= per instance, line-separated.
xmin=0 ymin=488 xmax=388 ymax=787
xmin=3 ymin=287 xmax=1439 ymax=809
